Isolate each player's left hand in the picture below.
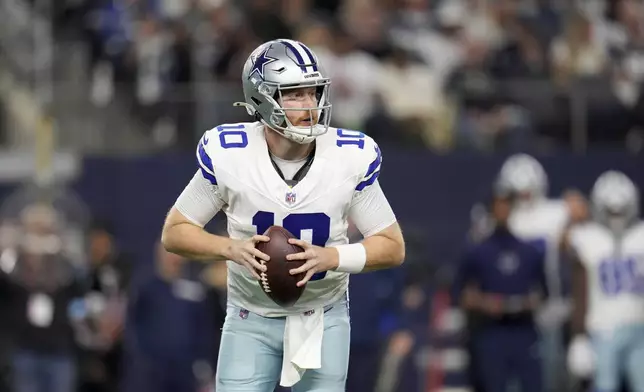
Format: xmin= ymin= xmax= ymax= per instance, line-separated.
xmin=286 ymin=239 xmax=339 ymax=287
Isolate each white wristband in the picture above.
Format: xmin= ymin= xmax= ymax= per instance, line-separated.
xmin=334 ymin=243 xmax=367 ymax=273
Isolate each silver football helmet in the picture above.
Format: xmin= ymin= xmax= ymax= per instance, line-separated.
xmin=591 ymin=170 xmax=640 ymax=231
xmin=234 ymin=39 xmax=332 ymax=144
xmin=496 ymin=153 xmax=548 ymax=200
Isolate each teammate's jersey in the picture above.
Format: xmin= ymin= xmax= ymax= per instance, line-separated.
xmin=568 ymin=221 xmax=644 ymax=332
xmin=195 ymin=122 xmax=393 ymax=317
xmin=508 ymin=199 xmax=570 ymax=297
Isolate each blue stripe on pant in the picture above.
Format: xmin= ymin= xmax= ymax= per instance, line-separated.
xmin=216 ymin=300 xmax=350 ymax=392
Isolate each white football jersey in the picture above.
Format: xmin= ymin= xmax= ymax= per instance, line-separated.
xmin=568 ymin=221 xmax=644 ymax=332
xmin=508 ymin=199 xmax=570 ymax=297
xmin=192 ymin=122 xmax=395 ymax=317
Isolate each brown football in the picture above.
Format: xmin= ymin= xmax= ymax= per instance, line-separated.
xmin=255 ymin=226 xmax=306 ymax=307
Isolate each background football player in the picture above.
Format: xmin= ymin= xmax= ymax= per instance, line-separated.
xmin=567 ymin=171 xmax=644 ymax=392
xmin=161 ymin=39 xmax=405 ymax=392
xmin=495 ymin=153 xmax=588 ymax=390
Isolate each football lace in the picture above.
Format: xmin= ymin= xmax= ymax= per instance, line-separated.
xmin=259 ymin=260 xmax=271 ymax=293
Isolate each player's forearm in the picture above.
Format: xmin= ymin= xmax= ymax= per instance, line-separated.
xmin=360 ymin=234 xmax=405 ymax=272
xmin=161 ymin=222 xmax=232 ymax=261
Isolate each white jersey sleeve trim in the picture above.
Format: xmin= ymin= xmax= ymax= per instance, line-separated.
xmin=349 ymin=180 xmax=397 ymax=237
xmin=174 ymin=171 xmax=225 ymax=227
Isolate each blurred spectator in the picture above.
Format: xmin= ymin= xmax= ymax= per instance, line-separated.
xmin=132 ymin=17 xmax=171 ymax=125
xmin=24 ymin=0 xmax=644 ymax=152
xmin=245 ymin=0 xmax=293 ymax=43
xmin=550 ymin=11 xmax=609 ymax=86
xmin=302 ymin=23 xmax=381 ymax=131
xmin=373 ymin=47 xmax=448 ymax=149
xmin=76 ymin=220 xmax=131 ymax=392
xmin=122 ymin=242 xmax=223 ymax=392
xmin=0 ymin=204 xmax=88 ymax=392
xmin=168 ymin=23 xmax=197 ymax=149
xmin=340 ymin=0 xmax=390 ymax=59
xmin=490 ymin=21 xmax=549 ymax=80
xmin=447 ymin=39 xmax=536 ymax=152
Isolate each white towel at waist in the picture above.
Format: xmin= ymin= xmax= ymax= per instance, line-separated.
xmin=280 ymin=307 xmax=325 ymax=387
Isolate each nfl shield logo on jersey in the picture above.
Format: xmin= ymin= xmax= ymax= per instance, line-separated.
xmin=285 ymin=190 xmax=296 ymax=205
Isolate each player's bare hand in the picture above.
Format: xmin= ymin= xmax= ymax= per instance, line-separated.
xmin=226 ymin=235 xmax=270 ymax=280
xmin=286 ymin=238 xmax=339 ymax=287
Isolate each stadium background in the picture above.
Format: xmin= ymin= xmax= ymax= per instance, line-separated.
xmin=0 ymin=0 xmax=644 ymax=391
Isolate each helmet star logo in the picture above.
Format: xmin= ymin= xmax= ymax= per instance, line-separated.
xmin=250 ymin=47 xmax=278 ymax=80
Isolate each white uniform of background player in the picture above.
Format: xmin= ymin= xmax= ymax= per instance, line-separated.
xmin=497 ymin=154 xmax=569 ymax=303
xmin=161 ymin=39 xmax=405 ymax=392
xmin=495 ymin=154 xmax=571 ymax=390
xmin=567 ymin=171 xmax=644 ymax=392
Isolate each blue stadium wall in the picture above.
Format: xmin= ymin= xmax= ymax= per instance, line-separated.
xmin=0 ymin=150 xmax=642 ymax=392
xmin=68 ymin=150 xmax=644 ymax=268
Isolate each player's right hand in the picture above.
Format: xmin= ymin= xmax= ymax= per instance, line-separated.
xmin=226 ymin=235 xmax=270 ymax=280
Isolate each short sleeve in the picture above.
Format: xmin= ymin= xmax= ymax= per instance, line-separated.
xmin=348 ymin=180 xmax=396 ymax=237
xmin=174 ymin=171 xmax=225 ymax=227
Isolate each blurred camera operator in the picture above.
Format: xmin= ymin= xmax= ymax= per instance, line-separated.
xmin=454 ymin=188 xmax=548 ymax=392
xmin=0 ymin=204 xmax=88 ymax=392
xmin=76 ymin=220 xmax=131 ymax=392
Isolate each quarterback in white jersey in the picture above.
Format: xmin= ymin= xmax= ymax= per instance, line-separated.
xmin=161 ymin=39 xmax=405 ymax=392
xmin=567 ymin=171 xmax=644 ymax=392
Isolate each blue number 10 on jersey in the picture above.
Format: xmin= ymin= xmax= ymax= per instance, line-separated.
xmin=253 ymin=211 xmax=331 ymax=281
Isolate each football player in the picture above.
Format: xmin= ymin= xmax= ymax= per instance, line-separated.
xmin=161 ymin=39 xmax=405 ymax=392
xmin=495 ymin=153 xmax=583 ymax=391
xmin=496 ymin=154 xmax=570 ymax=299
xmin=567 ymin=171 xmax=644 ymax=392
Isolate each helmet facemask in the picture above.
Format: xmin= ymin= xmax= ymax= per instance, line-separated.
xmin=252 ymin=79 xmax=332 ymax=144
xmin=593 ymin=197 xmax=639 ymax=234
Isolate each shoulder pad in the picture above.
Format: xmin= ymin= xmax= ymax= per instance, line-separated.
xmin=195 ymin=122 xmax=256 ymax=185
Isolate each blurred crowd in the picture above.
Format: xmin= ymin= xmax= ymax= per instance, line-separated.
xmin=24 ymin=0 xmax=644 ymax=152
xmin=0 ymin=187 xmax=228 ymax=392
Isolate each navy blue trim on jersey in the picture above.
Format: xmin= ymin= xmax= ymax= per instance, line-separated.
xmin=364 ymin=146 xmax=382 ymax=180
xmin=356 ymin=170 xmax=380 ymax=191
xmin=197 ymin=141 xmax=217 ymax=185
